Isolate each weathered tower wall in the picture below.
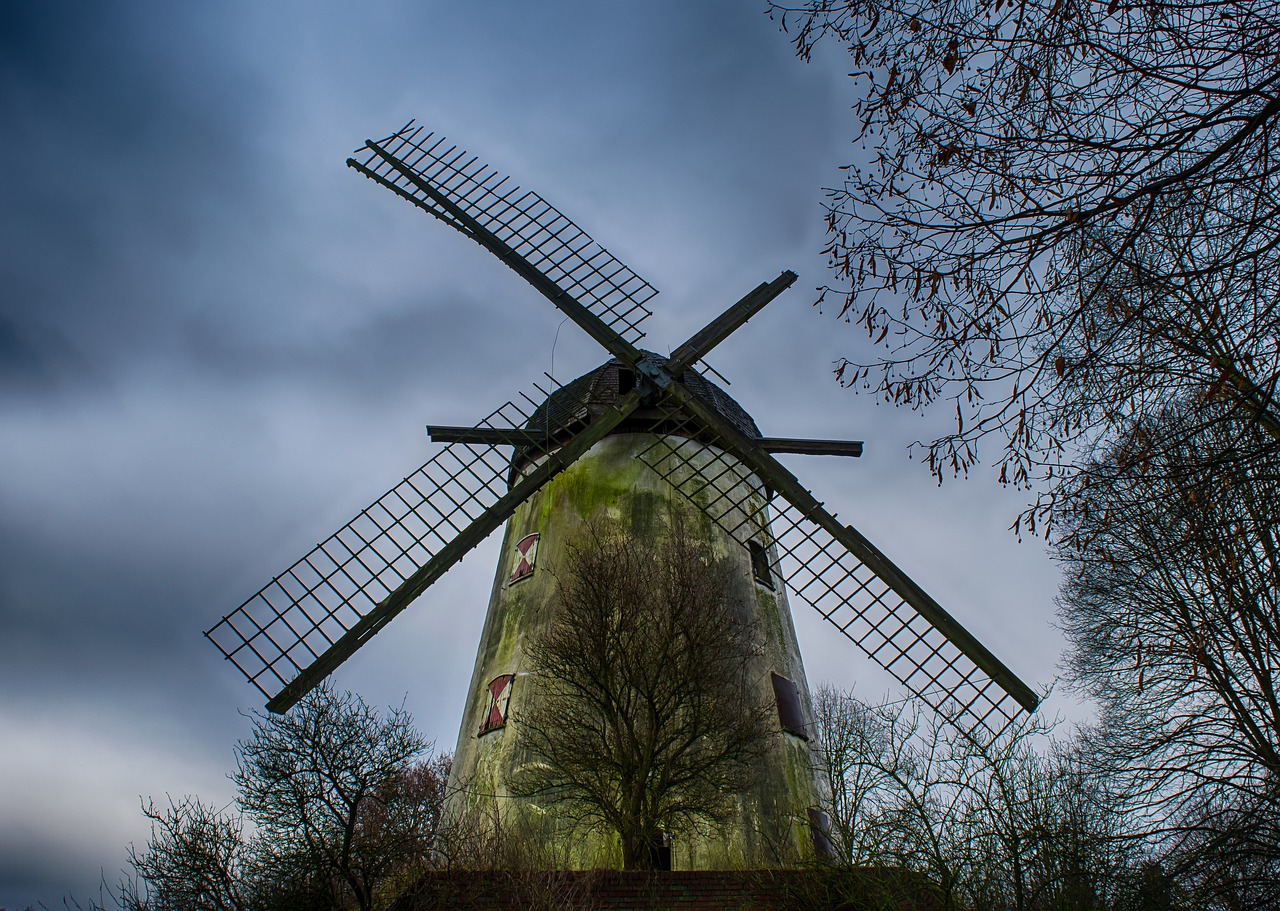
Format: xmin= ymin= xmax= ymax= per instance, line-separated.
xmin=446 ymin=432 xmax=826 ymax=869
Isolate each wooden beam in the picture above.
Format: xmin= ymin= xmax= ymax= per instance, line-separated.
xmin=759 ymin=438 xmax=864 ymax=458
xmin=426 ymin=426 xmax=553 ymax=448
xmin=429 ymin=427 xmax=865 ymax=459
xmin=352 ymin=145 xmax=643 ymax=369
xmin=663 ymin=382 xmax=1040 ymax=715
xmin=266 ymin=392 xmax=644 ymax=714
xmin=667 ymin=272 xmax=797 ymax=376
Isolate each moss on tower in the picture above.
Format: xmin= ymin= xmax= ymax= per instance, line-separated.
xmin=444 ymin=432 xmax=827 ymax=869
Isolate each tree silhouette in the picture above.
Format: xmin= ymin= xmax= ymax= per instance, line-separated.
xmin=770 ymin=0 xmax=1280 ymax=535
xmin=511 ymin=518 xmax=770 ymax=870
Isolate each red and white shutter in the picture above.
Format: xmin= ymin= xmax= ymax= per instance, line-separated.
xmin=509 ymin=533 xmax=539 ymax=584
xmin=479 ymin=673 xmax=515 ymax=734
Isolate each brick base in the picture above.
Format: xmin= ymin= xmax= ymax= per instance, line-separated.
xmin=390 ymin=869 xmax=939 ymax=911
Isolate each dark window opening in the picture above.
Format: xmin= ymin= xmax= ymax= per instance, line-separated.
xmin=616 ymin=367 xmax=636 ymax=396
xmin=645 ymin=831 xmax=672 ymax=871
xmin=749 ymin=540 xmax=774 ymax=589
xmin=479 ymin=673 xmax=515 ymax=735
xmin=808 ymin=808 xmax=835 ymax=861
xmin=771 ymin=672 xmax=809 ymax=739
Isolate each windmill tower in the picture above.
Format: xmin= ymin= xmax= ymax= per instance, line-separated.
xmin=443 ymin=353 xmax=835 ymax=868
xmin=206 ymin=122 xmax=1040 ymax=869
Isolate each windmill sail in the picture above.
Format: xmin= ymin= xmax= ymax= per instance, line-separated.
xmin=206 ymin=380 xmax=641 ymax=711
xmin=635 ymin=391 xmax=1036 ymax=738
xmin=347 ymin=121 xmax=656 ymax=347
xmin=769 ymin=502 xmax=1027 ymax=736
xmin=210 ymin=120 xmax=1039 ymax=736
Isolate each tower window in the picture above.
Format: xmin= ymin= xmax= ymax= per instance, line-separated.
xmin=646 ymin=831 xmax=672 ymax=871
xmin=479 ymin=673 xmax=515 ymax=735
xmin=808 ymin=808 xmax=835 ymax=861
xmin=616 ymin=366 xmax=636 ymax=396
xmin=771 ymin=672 xmax=808 ymax=739
xmin=749 ymin=540 xmax=774 ymax=589
xmin=509 ymin=533 xmax=539 ymax=585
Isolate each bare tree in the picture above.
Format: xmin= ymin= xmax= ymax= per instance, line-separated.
xmin=813 ymin=685 xmax=1142 ymax=911
xmin=768 ymin=0 xmax=1280 ymax=533
xmin=511 ymin=518 xmax=771 ymax=871
xmin=810 ymin=685 xmax=907 ymax=868
xmin=811 ymin=687 xmax=970 ymax=906
xmin=232 ymin=684 xmax=440 ymax=911
xmin=111 ymin=797 xmax=253 ymax=911
xmin=345 ymin=753 xmax=451 ymax=900
xmin=103 ymin=685 xmax=448 ymax=911
xmin=1057 ymin=406 xmax=1280 ymax=908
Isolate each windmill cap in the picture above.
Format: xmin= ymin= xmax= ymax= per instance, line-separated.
xmin=511 ymin=352 xmax=761 ymax=470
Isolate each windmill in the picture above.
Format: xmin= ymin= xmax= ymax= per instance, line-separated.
xmin=206 ymin=121 xmax=1039 ymax=868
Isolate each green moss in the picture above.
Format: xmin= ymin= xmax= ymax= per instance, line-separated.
xmin=491 ymin=589 xmax=527 ymax=669
xmin=450 ymin=432 xmax=825 ymax=871
xmin=755 ymin=589 xmax=788 ymax=658
xmin=625 ymin=489 xmax=666 ymax=538
xmin=778 ymin=735 xmax=818 ymax=859
xmin=531 ymin=438 xmax=686 ymax=541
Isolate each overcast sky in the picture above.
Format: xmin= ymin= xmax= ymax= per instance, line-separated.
xmin=0 ymin=3 xmax=1068 ymax=906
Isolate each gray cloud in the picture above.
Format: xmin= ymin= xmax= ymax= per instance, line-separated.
xmin=0 ymin=2 xmax=1065 ymax=905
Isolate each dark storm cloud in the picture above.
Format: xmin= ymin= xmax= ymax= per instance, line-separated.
xmin=0 ymin=316 xmax=90 ymax=392
xmin=0 ymin=3 xmax=1062 ymax=906
xmin=0 ymin=0 xmax=844 ymax=399
xmin=0 ymin=3 xmax=276 ymax=394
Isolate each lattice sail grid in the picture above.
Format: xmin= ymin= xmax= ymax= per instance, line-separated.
xmin=768 ymin=503 xmax=1022 ymax=738
xmin=206 ymin=381 xmax=566 ymax=701
xmin=351 ymin=121 xmax=656 ymax=345
xmin=635 ymin=410 xmax=1023 ymax=739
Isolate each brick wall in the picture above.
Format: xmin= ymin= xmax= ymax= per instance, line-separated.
xmin=390 ymin=869 xmax=939 ymax=911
